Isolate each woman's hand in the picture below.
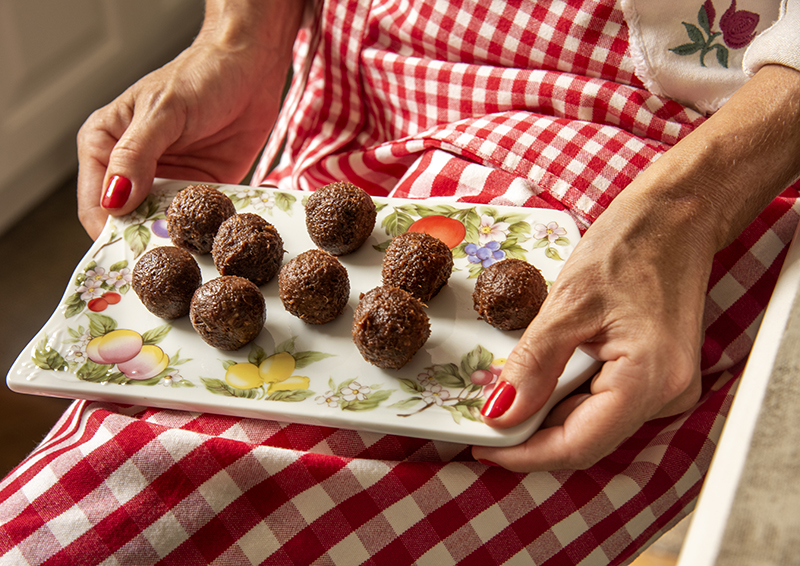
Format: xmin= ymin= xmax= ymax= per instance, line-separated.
xmin=472 ymin=64 xmax=800 ymax=472
xmin=77 ymin=0 xmax=304 ymax=239
xmin=472 ymin=186 xmax=712 ymax=471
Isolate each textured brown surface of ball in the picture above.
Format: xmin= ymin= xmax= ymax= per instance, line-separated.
xmin=212 ymin=213 xmax=284 ymax=285
xmin=305 ymin=182 xmax=377 ymax=255
xmin=167 ymin=184 xmax=235 ymax=254
xmin=472 ymin=258 xmax=548 ymax=330
xmin=190 ymin=276 xmax=266 ymax=351
xmin=278 ymin=249 xmax=350 ymax=324
xmin=352 ymin=286 xmax=430 ymax=369
xmin=132 ymin=246 xmax=202 ymax=319
xmin=381 ymin=232 xmax=453 ymax=302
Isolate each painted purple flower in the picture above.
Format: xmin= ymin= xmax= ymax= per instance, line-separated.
xmin=719 ymin=0 xmax=759 ymax=49
xmin=465 ymin=241 xmax=506 ymax=268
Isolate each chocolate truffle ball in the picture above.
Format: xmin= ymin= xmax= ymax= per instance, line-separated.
xmin=472 ymin=258 xmax=548 ymax=331
xmin=352 ymin=286 xmax=430 ymax=370
xmin=381 ymin=231 xmax=453 ymax=302
xmin=212 ymin=213 xmax=284 ymax=286
xmin=305 ymin=181 xmax=377 ymax=255
xmin=132 ymin=246 xmax=202 ymax=319
xmin=167 ymin=184 xmax=235 ymax=254
xmin=278 ymin=249 xmax=350 ymax=324
xmin=190 ymin=276 xmax=266 ymax=351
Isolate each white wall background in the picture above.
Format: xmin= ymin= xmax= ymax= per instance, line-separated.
xmin=0 ymin=0 xmax=204 ymax=235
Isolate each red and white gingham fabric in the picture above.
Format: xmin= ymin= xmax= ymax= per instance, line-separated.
xmin=2 ymin=1 xmax=799 ymax=564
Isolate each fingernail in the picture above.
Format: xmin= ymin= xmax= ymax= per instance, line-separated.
xmin=481 ymin=381 xmax=516 ymax=419
xmin=102 ymin=175 xmax=132 ymax=209
xmin=478 ymin=459 xmax=500 ymax=467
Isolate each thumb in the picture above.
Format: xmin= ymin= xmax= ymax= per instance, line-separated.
xmin=481 ymin=307 xmax=587 ymax=428
xmin=100 ymin=102 xmax=185 ymax=217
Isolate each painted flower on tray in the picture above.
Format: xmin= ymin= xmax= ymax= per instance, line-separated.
xmin=316 ymin=390 xmax=341 ymax=408
xmin=106 ymin=268 xmax=132 ymax=289
xmin=341 ymin=381 xmax=371 ymax=402
xmin=477 ymin=215 xmax=510 ymax=246
xmin=534 ymin=222 xmax=567 ymax=243
xmin=85 ymin=267 xmax=107 ymax=284
xmin=421 ymin=384 xmax=450 ymax=406
xmin=250 ymin=191 xmax=276 ymax=213
xmin=65 ymin=345 xmax=89 ymax=365
xmin=161 ymin=370 xmax=191 ymax=387
xmin=77 ymin=278 xmax=105 ymax=301
xmin=532 ymin=221 xmax=570 ymax=261
xmin=236 ymin=187 xmax=258 ymax=201
xmin=392 ymin=345 xmax=497 ymax=424
xmin=317 ymin=377 xmax=394 ymax=412
xmin=465 ymin=241 xmax=506 ymax=268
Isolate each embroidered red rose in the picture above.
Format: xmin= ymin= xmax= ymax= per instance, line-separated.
xmin=670 ymin=0 xmax=761 ymax=68
xmin=720 ymin=0 xmax=760 ymax=49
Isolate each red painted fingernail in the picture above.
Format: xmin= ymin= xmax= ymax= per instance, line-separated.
xmin=481 ymin=381 xmax=516 ymax=419
xmin=102 ymin=175 xmax=132 ymax=209
xmin=478 ymin=459 xmax=500 ymax=467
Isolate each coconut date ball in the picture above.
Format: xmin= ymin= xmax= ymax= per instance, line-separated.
xmin=472 ymin=258 xmax=548 ymax=331
xmin=132 ymin=246 xmax=202 ymax=319
xmin=190 ymin=276 xmax=266 ymax=351
xmin=278 ymin=249 xmax=350 ymax=325
xmin=305 ymin=181 xmax=377 ymax=256
xmin=352 ymin=286 xmax=430 ymax=370
xmin=381 ymin=231 xmax=453 ymax=302
xmin=212 ymin=213 xmax=284 ymax=286
xmin=167 ymin=184 xmax=236 ymax=254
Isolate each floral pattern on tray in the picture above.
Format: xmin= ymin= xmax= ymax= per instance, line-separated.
xmin=9 ymin=179 xmax=598 ymax=446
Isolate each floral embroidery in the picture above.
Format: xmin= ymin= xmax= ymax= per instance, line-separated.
xmin=670 ymin=0 xmax=759 ymax=68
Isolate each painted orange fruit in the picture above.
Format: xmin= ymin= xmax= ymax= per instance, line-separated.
xmin=407 ymin=216 xmax=466 ymax=249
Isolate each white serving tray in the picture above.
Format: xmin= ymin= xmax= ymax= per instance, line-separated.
xmin=7 ymin=179 xmax=598 ymax=446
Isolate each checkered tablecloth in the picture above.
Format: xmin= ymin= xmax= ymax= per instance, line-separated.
xmin=3 ymin=1 xmax=799 ymax=564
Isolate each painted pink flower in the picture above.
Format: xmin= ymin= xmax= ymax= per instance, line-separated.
xmin=720 ymin=0 xmax=759 ymax=49
xmin=422 ymin=384 xmax=450 ymax=406
xmin=477 ymin=215 xmax=510 ymax=246
xmin=534 ymin=221 xmax=567 ymax=244
xmin=107 ymin=267 xmax=132 ymax=289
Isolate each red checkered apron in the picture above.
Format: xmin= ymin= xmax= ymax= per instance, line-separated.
xmin=2 ymin=1 xmax=798 ymax=564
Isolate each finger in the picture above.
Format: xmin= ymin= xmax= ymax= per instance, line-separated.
xmin=100 ymin=90 xmax=186 ymax=218
xmin=541 ymin=393 xmax=591 ymax=428
xmin=653 ymin=366 xmax=702 ymax=418
xmin=77 ymin=110 xmax=123 ymax=239
xmin=473 ymin=358 xmax=650 ymax=472
xmin=480 ymin=297 xmax=594 ymax=428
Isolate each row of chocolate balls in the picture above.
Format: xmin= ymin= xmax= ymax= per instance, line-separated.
xmin=132 ymin=182 xmax=548 ymax=368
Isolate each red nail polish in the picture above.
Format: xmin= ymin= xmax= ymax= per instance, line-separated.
xmin=478 ymin=459 xmax=500 ymax=467
xmin=481 ymin=381 xmax=516 ymax=419
xmin=102 ymin=176 xmax=132 ymax=209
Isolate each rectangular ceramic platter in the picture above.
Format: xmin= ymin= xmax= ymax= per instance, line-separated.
xmin=7 ymin=179 xmax=598 ymax=446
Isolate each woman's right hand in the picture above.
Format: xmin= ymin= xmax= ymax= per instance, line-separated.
xmin=77 ymin=0 xmax=304 ymax=239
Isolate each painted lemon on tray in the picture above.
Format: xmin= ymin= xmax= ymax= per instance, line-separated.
xmin=225 ymin=352 xmax=308 ymax=393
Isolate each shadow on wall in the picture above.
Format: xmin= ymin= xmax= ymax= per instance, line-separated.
xmin=0 ymin=176 xmax=91 ymax=477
